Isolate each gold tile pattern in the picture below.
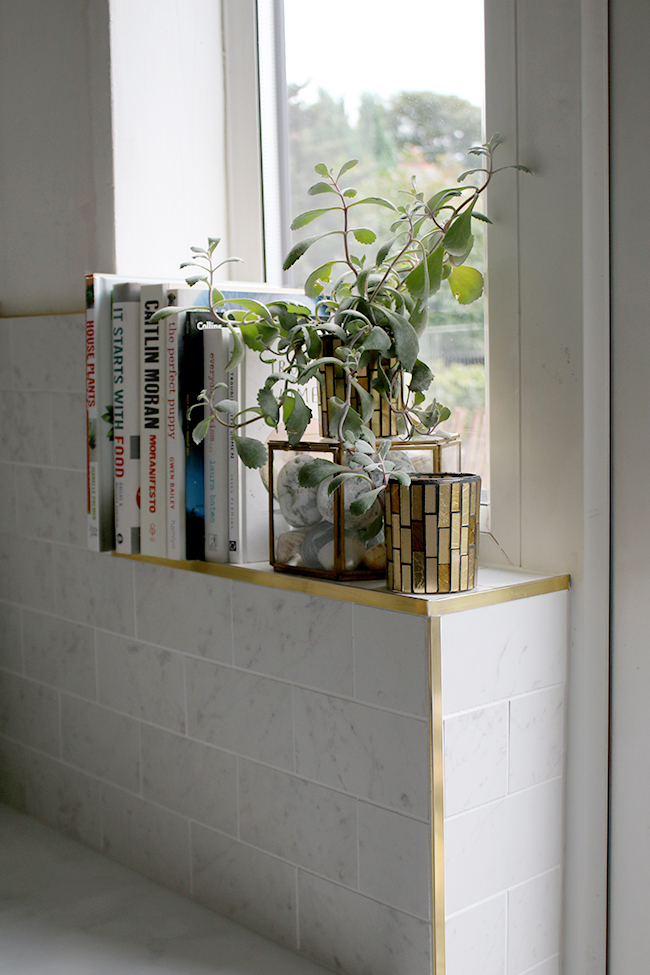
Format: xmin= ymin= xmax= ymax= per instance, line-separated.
xmin=318 ymin=337 xmax=401 ymax=437
xmin=385 ymin=473 xmax=481 ymax=594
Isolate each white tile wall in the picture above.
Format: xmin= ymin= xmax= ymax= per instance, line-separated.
xmin=0 ymin=314 xmax=569 ymax=975
xmin=441 ymin=593 xmax=568 ymax=975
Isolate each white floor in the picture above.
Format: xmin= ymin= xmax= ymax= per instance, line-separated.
xmin=0 ymin=804 xmax=333 ymax=975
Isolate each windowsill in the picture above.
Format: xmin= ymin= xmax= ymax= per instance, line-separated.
xmin=113 ymin=551 xmax=569 ymax=617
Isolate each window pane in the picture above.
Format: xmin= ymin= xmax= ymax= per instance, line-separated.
xmin=281 ymin=0 xmax=487 ymax=487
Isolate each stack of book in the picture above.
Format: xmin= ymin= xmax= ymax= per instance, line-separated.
xmin=85 ymin=273 xmax=315 ymax=565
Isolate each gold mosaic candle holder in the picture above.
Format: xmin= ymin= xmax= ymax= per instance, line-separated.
xmin=268 ymin=440 xmax=387 ymax=581
xmin=318 ymin=336 xmax=402 ymax=438
xmin=385 ymin=473 xmax=481 ymax=594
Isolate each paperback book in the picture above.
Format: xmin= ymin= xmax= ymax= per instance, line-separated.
xmin=112 ymin=282 xmax=141 ymax=554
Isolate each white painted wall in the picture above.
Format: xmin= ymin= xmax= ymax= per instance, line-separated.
xmin=609 ymin=0 xmax=650 ymax=970
xmin=0 ymin=0 xmax=114 ymax=316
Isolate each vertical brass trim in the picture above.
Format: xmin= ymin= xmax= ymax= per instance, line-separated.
xmin=429 ymin=615 xmax=445 ymax=975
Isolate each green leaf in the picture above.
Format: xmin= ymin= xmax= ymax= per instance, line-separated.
xmin=409 ymin=359 xmax=434 ymax=393
xmin=291 ymin=207 xmax=337 ymax=230
xmin=362 ymin=326 xmax=392 ymax=353
xmin=457 ymin=167 xmax=489 ymax=182
xmin=443 ymin=204 xmax=476 ymax=257
xmin=471 ymin=211 xmax=492 ymax=224
xmin=284 ymin=390 xmax=312 ymax=445
xmin=388 ymin=468 xmax=411 ymax=486
xmin=308 ymin=181 xmax=338 ymax=196
xmin=337 ymin=159 xmax=358 ymax=179
xmin=376 ymin=235 xmax=398 ymax=265
xmin=207 ymin=236 xmax=221 ymax=252
xmin=378 ymin=307 xmax=419 ymax=373
xmin=257 ymin=386 xmax=280 ymax=425
xmin=328 ymin=471 xmax=362 ymax=494
xmin=190 ymin=246 xmax=207 ymax=254
xmin=239 ymin=319 xmax=265 ymax=352
xmin=349 ymin=487 xmax=383 ymax=517
xmin=211 ymin=287 xmax=224 ymax=305
xmin=351 ymin=196 xmax=399 ymax=211
xmin=358 ymin=509 xmax=385 ymax=542
xmin=353 ymin=228 xmax=376 ymax=245
xmin=224 ymin=323 xmax=245 ymax=370
xmin=403 ymin=245 xmax=444 ymax=300
xmin=343 ymin=188 xmax=357 ymax=198
xmin=213 ymin=399 xmax=239 ymax=414
xmin=228 ymin=298 xmax=273 ymax=325
xmin=410 ymin=298 xmax=429 ymax=336
xmin=304 ymin=262 xmax=335 ymax=299
xmin=448 ymin=266 xmax=484 ymax=304
xmin=314 ymin=162 xmax=329 ymax=176
xmin=351 ymin=380 xmax=375 ymax=424
xmin=426 ymin=188 xmax=462 ymax=214
xmin=233 ymin=435 xmax=267 ymax=469
xmin=192 ymin=417 xmax=211 ymax=444
xmin=283 ymin=233 xmax=329 ymax=271
xmin=297 ymin=458 xmax=347 ymax=487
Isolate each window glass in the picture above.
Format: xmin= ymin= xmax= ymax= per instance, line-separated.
xmin=277 ymin=0 xmax=487 ymax=484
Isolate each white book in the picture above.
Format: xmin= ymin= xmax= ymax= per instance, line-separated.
xmin=203 ymin=324 xmax=230 ymax=563
xmin=112 ymin=282 xmax=141 ymax=554
xmin=86 ymin=274 xmax=116 ymax=552
xmin=140 ymin=284 xmax=171 ymax=557
xmin=221 ymin=284 xmax=310 ymax=565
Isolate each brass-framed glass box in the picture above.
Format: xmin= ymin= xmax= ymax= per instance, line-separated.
xmin=385 ymin=472 xmax=481 ymax=594
xmin=268 ymin=440 xmax=387 ymax=581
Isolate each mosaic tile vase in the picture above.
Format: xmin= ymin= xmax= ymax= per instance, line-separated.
xmin=385 ymin=473 xmax=481 ymax=594
xmin=318 ymin=337 xmax=402 ymax=438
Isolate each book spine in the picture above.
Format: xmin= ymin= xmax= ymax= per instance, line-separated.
xmin=112 ymin=283 xmax=141 ymax=554
xmin=227 ymin=337 xmax=242 ymax=563
xmin=140 ymin=285 xmax=167 ymax=557
xmin=86 ymin=274 xmax=115 ymax=552
xmin=203 ymin=325 xmax=229 ymax=563
xmin=182 ymin=313 xmax=206 ymax=560
xmin=165 ymin=309 xmax=186 ymax=559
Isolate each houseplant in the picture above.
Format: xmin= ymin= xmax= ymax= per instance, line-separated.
xmin=156 ymin=135 xmax=528 ymax=582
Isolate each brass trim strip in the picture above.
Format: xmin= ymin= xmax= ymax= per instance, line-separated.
xmin=429 ymin=616 xmax=445 ymax=975
xmin=112 ymin=552 xmax=569 ymax=617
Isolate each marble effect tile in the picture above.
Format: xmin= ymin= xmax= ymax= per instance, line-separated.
xmin=509 ymin=686 xmax=565 ymax=793
xmin=0 ymin=671 xmax=59 ymax=755
xmin=135 ymin=562 xmax=232 ymax=662
xmin=0 ymin=601 xmax=22 ymax=672
xmin=22 ymin=610 xmax=96 ymax=698
xmin=353 ymin=605 xmax=429 ymax=717
xmin=0 ymin=533 xmax=55 ymax=612
xmin=141 ymin=724 xmax=237 ymax=835
xmin=239 ymin=759 xmax=357 ymax=885
xmin=294 ymin=687 xmax=430 ymax=818
xmin=101 ymin=784 xmax=191 ymax=896
xmin=96 ymin=631 xmax=185 ymax=733
xmin=445 ymin=895 xmax=507 ymax=975
xmin=0 ymin=804 xmax=332 ymax=974
xmin=358 ymin=801 xmax=430 ymax=919
xmin=443 ymin=703 xmax=508 ymax=816
xmin=23 ymin=749 xmax=101 ymax=849
xmin=11 ymin=314 xmax=85 ymax=392
xmin=444 ymin=778 xmax=563 ymax=915
xmin=51 ymin=391 xmax=86 ymax=470
xmin=15 ymin=465 xmax=86 ymax=545
xmin=0 ymin=735 xmax=26 ymax=808
xmin=298 ymin=870 xmax=431 ymax=975
xmin=440 ymin=591 xmax=568 ymax=715
xmin=61 ymin=695 xmax=140 ymax=792
xmin=508 ymin=868 xmax=562 ymax=974
xmin=192 ymin=823 xmax=297 ymax=948
xmin=232 ymin=583 xmax=353 ymax=695
xmin=0 ymin=391 xmax=52 ymax=464
xmin=186 ymin=658 xmax=294 ymax=771
xmin=53 ymin=546 xmax=135 ymax=635
xmin=0 ymin=462 xmax=17 ymax=532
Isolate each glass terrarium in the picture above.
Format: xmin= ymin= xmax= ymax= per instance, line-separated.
xmin=387 ymin=435 xmax=462 ymax=476
xmin=268 ymin=441 xmax=387 ymax=581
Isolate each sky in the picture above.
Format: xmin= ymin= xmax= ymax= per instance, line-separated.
xmin=282 ymin=0 xmax=485 ymax=118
